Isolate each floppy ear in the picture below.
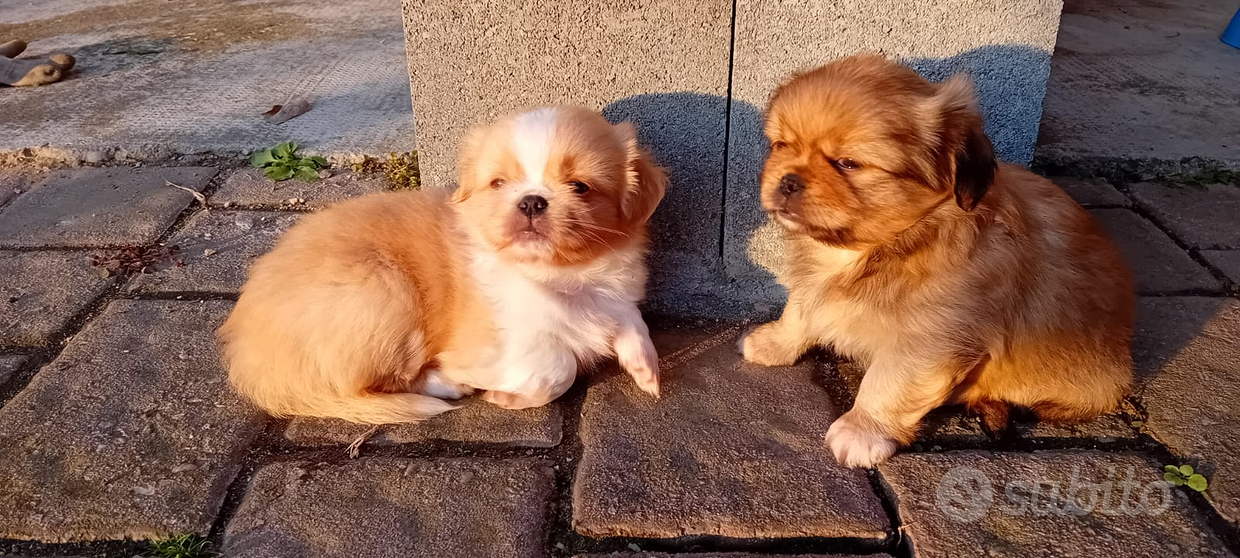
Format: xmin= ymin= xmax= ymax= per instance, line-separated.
xmin=615 ymin=122 xmax=668 ymax=226
xmin=451 ymin=128 xmax=488 ymax=204
xmin=932 ymin=75 xmax=996 ymax=211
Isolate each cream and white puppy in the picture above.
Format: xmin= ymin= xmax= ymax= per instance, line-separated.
xmin=219 ymin=106 xmax=668 ymax=423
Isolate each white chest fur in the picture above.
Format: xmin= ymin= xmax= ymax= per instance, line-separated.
xmin=465 ymin=246 xmax=645 ymax=396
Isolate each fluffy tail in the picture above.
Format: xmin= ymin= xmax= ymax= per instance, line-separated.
xmin=287 ymin=391 xmax=458 ymax=425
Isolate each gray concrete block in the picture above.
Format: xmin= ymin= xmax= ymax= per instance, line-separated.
xmin=402 ymin=0 xmax=733 ymax=301
xmin=222 ymin=458 xmax=554 ymax=558
xmin=0 ymin=355 xmax=26 ymax=388
xmin=1129 ymin=183 xmax=1240 ymax=250
xmin=285 ymin=399 xmax=562 ymax=448
xmin=129 ymin=210 xmax=301 ymax=294
xmin=0 ymin=167 xmax=216 ymax=248
xmin=1201 ymin=250 xmax=1240 ymax=284
xmin=1056 ymin=176 xmax=1129 ymax=207
xmin=1089 ymin=208 xmax=1221 ymax=293
xmin=0 ymin=250 xmax=115 ymax=347
xmin=210 ymin=169 xmax=390 ymax=209
xmin=0 ymin=300 xmax=264 ymax=542
xmin=573 ymin=323 xmax=888 ymax=539
xmin=879 ymin=451 xmax=1232 ymax=557
xmin=1134 ymin=297 xmax=1240 ymax=525
xmin=724 ymin=1 xmax=1064 ymax=286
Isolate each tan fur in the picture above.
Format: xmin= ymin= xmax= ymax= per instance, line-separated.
xmin=739 ymin=55 xmax=1135 ymax=467
xmin=220 ymin=107 xmax=667 ymax=424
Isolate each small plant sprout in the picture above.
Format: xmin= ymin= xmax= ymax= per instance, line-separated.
xmin=250 ymin=141 xmax=328 ymax=182
xmin=148 ymin=534 xmax=214 ymax=558
xmin=1164 ymin=464 xmax=1209 ymax=492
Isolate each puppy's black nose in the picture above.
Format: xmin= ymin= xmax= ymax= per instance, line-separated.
xmin=518 ymin=195 xmax=548 ymax=217
xmin=778 ymin=174 xmax=806 ymax=196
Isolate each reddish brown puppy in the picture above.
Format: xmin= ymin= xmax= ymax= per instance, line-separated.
xmin=739 ymin=55 xmax=1135 ymax=467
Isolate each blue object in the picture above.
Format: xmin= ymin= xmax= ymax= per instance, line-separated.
xmin=1223 ymin=8 xmax=1240 ymax=49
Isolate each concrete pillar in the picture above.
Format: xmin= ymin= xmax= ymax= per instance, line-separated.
xmin=403 ymin=0 xmax=1064 ymax=316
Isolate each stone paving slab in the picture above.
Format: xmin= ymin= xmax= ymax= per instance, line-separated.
xmin=222 ymin=457 xmax=553 ymax=558
xmin=1130 ymin=183 xmax=1240 ymax=250
xmin=573 ymin=323 xmax=889 ymax=540
xmin=834 ymin=361 xmax=1135 ymax=446
xmin=1134 ymin=297 xmax=1240 ymax=526
xmin=0 ymin=355 xmax=27 ymax=388
xmin=0 ymin=250 xmax=115 ymax=347
xmin=576 ymin=554 xmax=879 ymax=557
xmin=285 ymin=399 xmax=563 ymax=448
xmin=879 ymin=451 xmax=1234 ymax=558
xmin=128 ymin=210 xmax=300 ymax=294
xmin=1201 ymin=251 xmax=1240 ymax=284
xmin=0 ymin=299 xmax=265 ymax=542
xmin=1089 ymin=208 xmax=1221 ymax=293
xmin=0 ymin=167 xmax=216 ymax=248
xmin=1056 ymin=177 xmax=1129 ymax=207
xmin=210 ymin=169 xmax=390 ymax=209
xmin=0 ymin=168 xmax=47 ymax=210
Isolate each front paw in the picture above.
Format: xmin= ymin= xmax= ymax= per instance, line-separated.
xmin=616 ymin=332 xmax=660 ymax=397
xmin=825 ymin=410 xmax=900 ymax=468
xmin=738 ymin=323 xmax=801 ymax=367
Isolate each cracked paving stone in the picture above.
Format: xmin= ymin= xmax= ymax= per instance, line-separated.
xmin=1134 ymin=297 xmax=1240 ymax=526
xmin=573 ymin=322 xmax=889 ymax=540
xmin=222 ymin=458 xmax=553 ymax=558
xmin=1057 ymin=177 xmax=1129 ymax=207
xmin=879 ymin=451 xmax=1234 ymax=557
xmin=0 ymin=355 xmax=27 ymax=387
xmin=128 ymin=210 xmax=300 ymax=294
xmin=576 ymin=554 xmax=883 ymax=558
xmin=0 ymin=300 xmax=264 ymax=542
xmin=0 ymin=167 xmax=217 ymax=248
xmin=1200 ymin=250 xmax=1240 ymax=284
xmin=210 ymin=169 xmax=389 ymax=209
xmin=286 ymin=398 xmax=562 ymax=448
xmin=0 ymin=250 xmax=114 ymax=347
xmin=1090 ymin=208 xmax=1221 ymax=293
xmin=1130 ymin=183 xmax=1240 ymax=250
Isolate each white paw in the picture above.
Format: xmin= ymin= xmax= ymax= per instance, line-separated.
xmin=419 ymin=369 xmax=476 ymax=400
xmin=825 ymin=411 xmax=900 ymax=468
xmin=738 ymin=324 xmax=799 ymax=367
xmin=616 ymin=332 xmax=660 ymax=397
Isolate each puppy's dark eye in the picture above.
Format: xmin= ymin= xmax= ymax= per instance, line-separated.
xmin=771 ymin=141 xmax=788 ymax=150
xmin=834 ymin=158 xmax=860 ymax=171
xmin=490 ymin=178 xmax=506 ymax=189
xmin=570 ymin=181 xmax=590 ymax=194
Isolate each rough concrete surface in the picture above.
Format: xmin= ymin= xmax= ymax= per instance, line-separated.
xmin=0 ymin=167 xmax=216 ymax=248
xmin=210 ymin=169 xmax=390 ymax=209
xmin=573 ymin=323 xmax=889 ymax=539
xmin=0 ymin=300 xmax=264 ymax=542
xmin=1056 ymin=176 xmax=1130 ymax=207
xmin=0 ymin=168 xmax=47 ymax=210
xmin=0 ymin=355 xmax=26 ymax=388
xmin=1202 ymin=250 xmax=1240 ymax=283
xmin=1129 ymin=183 xmax=1240 ymax=250
xmin=1134 ymin=297 xmax=1240 ymax=525
xmin=402 ymin=0 xmax=733 ymax=308
xmin=879 ymin=451 xmax=1234 ymax=557
xmin=0 ymin=0 xmax=414 ymax=159
xmin=128 ymin=210 xmax=300 ymax=294
xmin=1036 ymin=0 xmax=1240 ymax=168
xmin=577 ymin=554 xmax=877 ymax=558
xmin=1089 ymin=208 xmax=1221 ymax=293
xmin=726 ymin=0 xmax=1063 ymax=283
xmin=286 ymin=400 xmax=563 ymax=448
xmin=0 ymin=250 xmax=114 ymax=347
xmin=222 ymin=458 xmax=554 ymax=558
